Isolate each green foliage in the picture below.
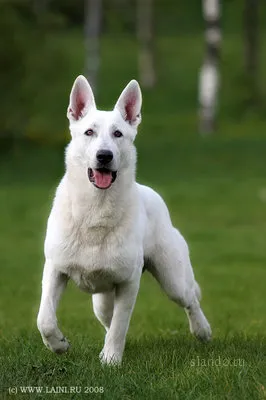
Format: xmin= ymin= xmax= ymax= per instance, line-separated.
xmin=0 ymin=2 xmax=70 ymax=141
xmin=0 ymin=3 xmax=30 ymax=136
xmin=0 ymin=0 xmax=266 ymax=144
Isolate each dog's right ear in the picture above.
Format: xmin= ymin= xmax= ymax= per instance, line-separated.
xmin=67 ymin=75 xmax=96 ymax=122
xmin=114 ymin=80 xmax=142 ymax=127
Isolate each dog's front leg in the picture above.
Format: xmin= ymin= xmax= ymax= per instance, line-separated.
xmin=100 ymin=271 xmax=141 ymax=365
xmin=37 ymin=260 xmax=70 ymax=354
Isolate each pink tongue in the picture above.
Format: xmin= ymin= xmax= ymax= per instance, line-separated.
xmin=93 ymin=170 xmax=112 ymax=188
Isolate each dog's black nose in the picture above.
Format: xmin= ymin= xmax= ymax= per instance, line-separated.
xmin=96 ymin=150 xmax=113 ymax=165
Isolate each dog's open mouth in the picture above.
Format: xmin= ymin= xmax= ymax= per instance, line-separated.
xmin=88 ymin=168 xmax=117 ymax=189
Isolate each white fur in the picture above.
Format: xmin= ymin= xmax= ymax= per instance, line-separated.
xmin=37 ymin=76 xmax=211 ymax=365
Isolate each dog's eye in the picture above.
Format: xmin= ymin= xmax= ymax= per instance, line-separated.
xmin=113 ymin=130 xmax=123 ymax=138
xmin=84 ymin=129 xmax=94 ymax=136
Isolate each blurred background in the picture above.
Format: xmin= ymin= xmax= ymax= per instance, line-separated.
xmin=1 ymin=0 xmax=266 ymax=357
xmin=1 ymin=0 xmax=266 ymax=144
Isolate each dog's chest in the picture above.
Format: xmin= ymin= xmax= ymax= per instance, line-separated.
xmin=47 ymin=217 xmax=141 ymax=293
xmin=66 ymin=265 xmax=116 ymax=293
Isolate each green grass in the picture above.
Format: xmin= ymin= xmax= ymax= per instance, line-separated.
xmin=1 ymin=134 xmax=266 ymax=399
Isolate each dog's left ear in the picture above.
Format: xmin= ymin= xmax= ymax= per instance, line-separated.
xmin=67 ymin=75 xmax=96 ymax=122
xmin=115 ymin=80 xmax=142 ymax=126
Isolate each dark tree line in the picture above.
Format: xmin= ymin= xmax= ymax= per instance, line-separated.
xmin=0 ymin=0 xmax=263 ymax=141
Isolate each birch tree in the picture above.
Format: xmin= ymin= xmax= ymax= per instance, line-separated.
xmin=137 ymin=0 xmax=156 ymax=89
xmin=84 ymin=0 xmax=102 ymax=94
xmin=243 ymin=0 xmax=259 ymax=103
xmin=198 ymin=0 xmax=221 ymax=134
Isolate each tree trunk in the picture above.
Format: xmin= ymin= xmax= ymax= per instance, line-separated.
xmin=137 ymin=0 xmax=156 ymax=89
xmin=84 ymin=0 xmax=102 ymax=94
xmin=199 ymin=0 xmax=221 ymax=135
xmin=243 ymin=0 xmax=259 ymax=104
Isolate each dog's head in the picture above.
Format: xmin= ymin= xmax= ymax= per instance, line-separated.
xmin=66 ymin=75 xmax=142 ymax=190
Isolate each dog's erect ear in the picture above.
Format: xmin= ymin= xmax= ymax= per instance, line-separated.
xmin=115 ymin=80 xmax=142 ymax=126
xmin=67 ymin=75 xmax=96 ymax=121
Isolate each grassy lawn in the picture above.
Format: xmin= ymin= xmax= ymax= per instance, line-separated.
xmin=0 ymin=132 xmax=266 ymax=399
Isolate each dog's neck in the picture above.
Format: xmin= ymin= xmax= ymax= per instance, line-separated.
xmin=64 ymin=164 xmax=136 ymax=228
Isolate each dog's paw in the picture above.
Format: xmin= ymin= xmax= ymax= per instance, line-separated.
xmin=42 ymin=333 xmax=70 ymax=354
xmin=99 ymin=348 xmax=122 ymax=366
xmin=38 ymin=318 xmax=70 ymax=354
xmin=189 ymin=309 xmax=212 ymax=343
xmin=193 ymin=321 xmax=212 ymax=343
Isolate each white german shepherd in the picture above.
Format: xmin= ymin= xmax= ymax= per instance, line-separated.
xmin=37 ymin=76 xmax=211 ymax=365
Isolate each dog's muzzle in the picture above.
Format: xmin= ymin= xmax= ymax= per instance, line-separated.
xmin=88 ymin=168 xmax=117 ymax=189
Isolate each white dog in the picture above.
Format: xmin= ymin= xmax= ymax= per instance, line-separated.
xmin=37 ymin=76 xmax=211 ymax=365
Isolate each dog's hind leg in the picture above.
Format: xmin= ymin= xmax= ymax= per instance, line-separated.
xmin=149 ymin=228 xmax=212 ymax=342
xmin=92 ymin=291 xmax=114 ymax=331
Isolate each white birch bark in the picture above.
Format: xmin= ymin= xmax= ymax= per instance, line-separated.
xmin=137 ymin=0 xmax=156 ymax=89
xmin=199 ymin=0 xmax=221 ymax=134
xmin=84 ymin=0 xmax=102 ymax=94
